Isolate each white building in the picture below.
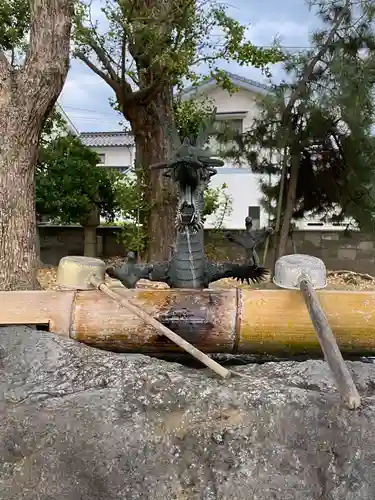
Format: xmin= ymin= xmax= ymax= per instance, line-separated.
xmin=179 ymin=72 xmax=272 ymax=229
xmin=74 ymin=72 xmax=348 ymax=231
xmin=80 ymin=131 xmax=135 ymax=175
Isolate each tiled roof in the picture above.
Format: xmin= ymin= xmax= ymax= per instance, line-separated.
xmin=80 ymin=131 xmax=134 ymax=148
xmin=180 ymin=71 xmax=271 ymax=97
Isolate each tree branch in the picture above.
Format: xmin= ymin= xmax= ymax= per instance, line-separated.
xmin=121 ymin=34 xmax=127 ymax=84
xmin=86 ymin=2 xmax=122 ymax=75
xmin=76 ymin=0 xmax=178 ymax=107
xmin=77 ymin=47 xmax=164 ymax=105
xmin=76 ymin=51 xmax=119 ymax=91
xmin=281 ymin=1 xmax=349 ymax=126
xmin=77 ymin=37 xmax=135 ymax=98
xmin=85 ymin=35 xmax=121 ymax=84
xmin=134 ymin=79 xmax=166 ymax=104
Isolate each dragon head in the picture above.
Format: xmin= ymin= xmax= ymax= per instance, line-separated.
xmin=150 ymin=138 xmax=224 ymax=233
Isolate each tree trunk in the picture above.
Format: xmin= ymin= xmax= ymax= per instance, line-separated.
xmin=35 ymin=212 xmax=44 ymax=267
xmin=0 ymin=148 xmax=40 ymax=289
xmin=82 ymin=207 xmax=100 ymax=257
xmin=123 ymin=88 xmax=177 ymax=262
xmin=0 ymin=0 xmax=73 ymax=290
xmin=277 ymin=152 xmax=300 ymax=258
xmin=83 ymin=226 xmax=98 ymax=257
xmin=270 ymin=150 xmax=288 ymax=278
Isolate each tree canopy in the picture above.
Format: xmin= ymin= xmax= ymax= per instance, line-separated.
xmin=0 ymin=0 xmax=29 ymax=53
xmin=73 ymin=0 xmax=283 ymax=103
xmin=36 ymin=134 xmax=120 ymax=225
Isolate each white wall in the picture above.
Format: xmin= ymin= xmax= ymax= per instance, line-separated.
xmin=182 ymin=85 xmax=262 ymax=130
xmin=183 ymin=84 xmax=270 ymax=229
xmin=205 ymin=169 xmax=270 ymax=229
xmin=193 ymin=86 xmax=262 ymax=133
xmin=91 ymin=146 xmax=135 ymax=168
xmin=90 ymin=145 xmax=134 ymax=224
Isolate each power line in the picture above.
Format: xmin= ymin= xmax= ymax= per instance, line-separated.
xmin=259 ymin=45 xmax=313 ymax=49
xmin=208 ymin=37 xmax=314 ymax=49
xmin=66 ymin=112 xmax=120 ymax=120
xmin=73 ymin=119 xmax=121 ymax=124
xmin=62 ymin=105 xmax=120 ymax=116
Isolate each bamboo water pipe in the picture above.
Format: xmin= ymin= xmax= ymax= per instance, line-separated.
xmin=1 ymin=262 xmax=375 ymax=357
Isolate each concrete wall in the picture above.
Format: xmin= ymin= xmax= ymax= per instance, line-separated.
xmin=206 ymin=229 xmax=374 ymax=274
xmin=39 ymin=225 xmax=375 ymax=274
xmin=286 ymin=230 xmax=375 ymax=274
xmin=39 ymin=225 xmax=125 ymax=266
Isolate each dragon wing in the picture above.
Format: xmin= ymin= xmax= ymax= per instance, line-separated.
xmin=207 ymin=261 xmax=269 ymax=285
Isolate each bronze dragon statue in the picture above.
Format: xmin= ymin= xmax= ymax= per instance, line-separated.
xmin=107 ymin=124 xmax=271 ymax=289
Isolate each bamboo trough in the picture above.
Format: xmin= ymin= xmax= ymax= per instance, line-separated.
xmin=3 ymin=285 xmax=375 ymax=357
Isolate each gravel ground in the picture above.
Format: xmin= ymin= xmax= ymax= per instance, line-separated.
xmin=37 ymin=257 xmax=375 ymax=291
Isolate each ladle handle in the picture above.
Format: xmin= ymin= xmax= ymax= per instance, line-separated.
xmin=299 ymin=275 xmax=361 ymax=409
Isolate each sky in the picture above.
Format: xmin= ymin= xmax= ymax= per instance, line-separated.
xmin=59 ymin=0 xmax=321 ymax=133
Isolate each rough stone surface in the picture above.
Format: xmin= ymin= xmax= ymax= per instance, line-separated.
xmin=1 ymin=326 xmax=375 ymax=500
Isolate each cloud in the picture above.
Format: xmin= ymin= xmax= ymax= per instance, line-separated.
xmin=246 ymin=20 xmax=312 ymax=47
xmin=227 ymin=0 xmax=315 ymax=25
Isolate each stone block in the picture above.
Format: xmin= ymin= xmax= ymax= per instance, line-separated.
xmin=339 ymin=241 xmax=358 ymax=249
xmin=357 ymin=259 xmax=375 ymax=275
xmin=321 ymin=248 xmax=339 ymax=261
xmin=41 ymin=235 xmax=65 ymax=248
xmin=337 ymin=248 xmax=357 ymax=260
xmin=357 ymin=241 xmax=374 ymax=251
xmin=321 ymin=232 xmax=339 ymax=240
xmin=302 ymin=232 xmax=321 ymax=246
xmin=321 ymin=239 xmax=340 ymax=252
xmin=356 ymin=249 xmax=375 ymax=260
xmin=3 ymin=326 xmax=375 ymax=500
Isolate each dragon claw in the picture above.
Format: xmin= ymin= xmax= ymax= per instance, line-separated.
xmin=106 ymin=252 xmax=152 ymax=288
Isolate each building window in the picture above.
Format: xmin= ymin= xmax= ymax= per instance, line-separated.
xmin=97 ymin=153 xmax=106 ymax=164
xmin=248 ymin=206 xmax=261 ymax=229
xmin=211 ymin=118 xmax=243 ymax=154
xmin=215 ymin=118 xmax=243 ymax=134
